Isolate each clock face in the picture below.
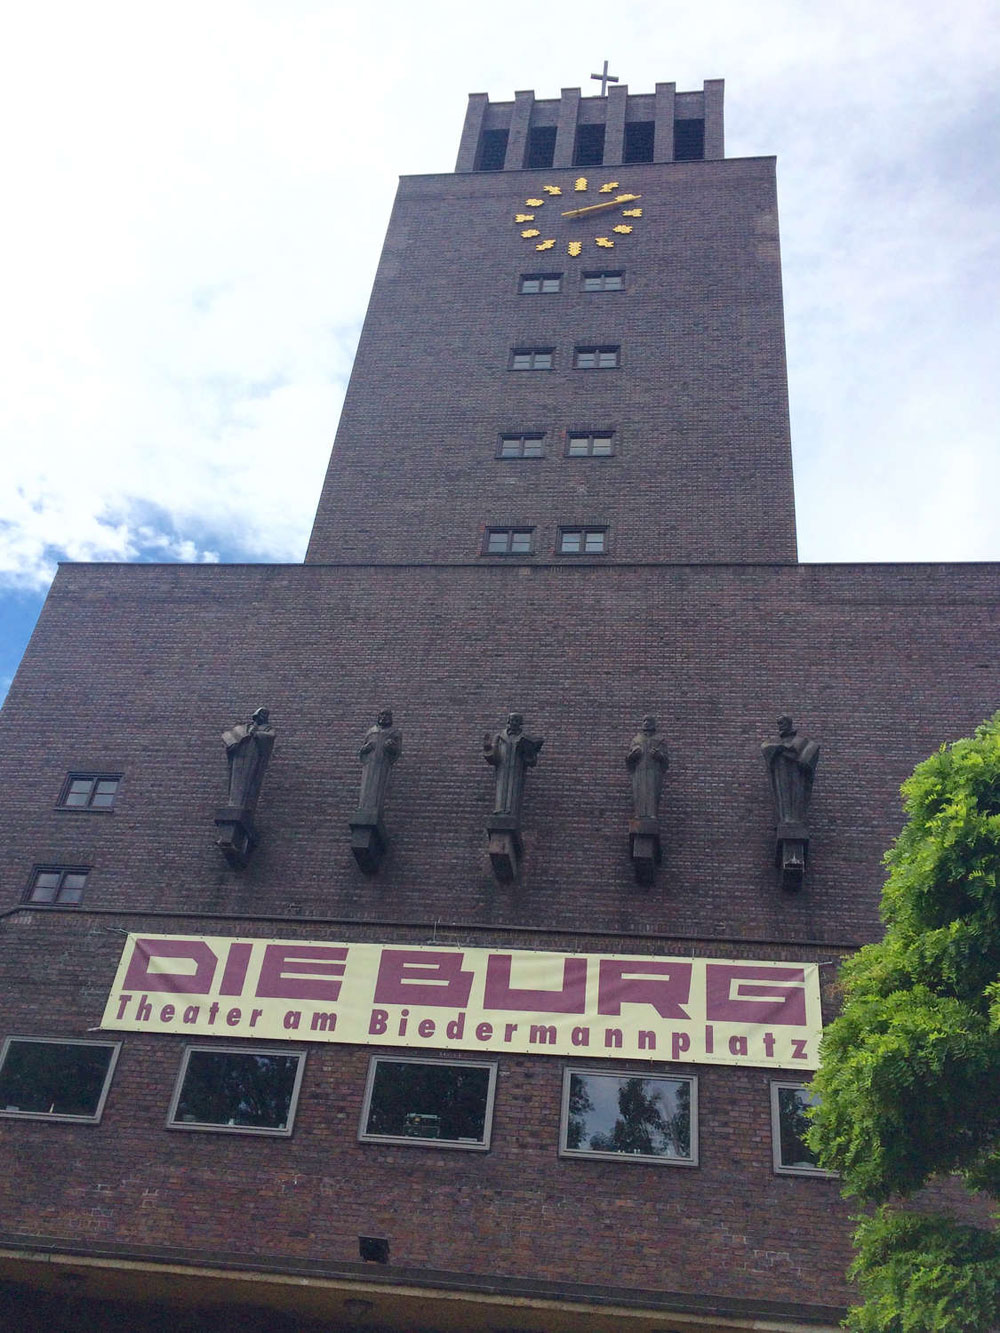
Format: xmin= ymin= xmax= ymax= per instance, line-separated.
xmin=512 ymin=176 xmax=643 ymax=256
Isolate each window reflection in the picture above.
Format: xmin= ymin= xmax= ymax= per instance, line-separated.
xmin=361 ymin=1059 xmax=495 ymax=1148
xmin=171 ymin=1049 xmax=303 ymax=1134
xmin=563 ymin=1071 xmax=695 ymax=1163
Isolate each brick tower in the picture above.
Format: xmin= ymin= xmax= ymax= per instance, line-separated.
xmin=0 ymin=79 xmax=997 ymax=1333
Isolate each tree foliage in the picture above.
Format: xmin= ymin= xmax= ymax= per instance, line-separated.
xmin=808 ymin=713 xmax=1000 ymax=1332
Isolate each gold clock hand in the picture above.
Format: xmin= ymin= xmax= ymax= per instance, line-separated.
xmin=561 ymin=193 xmax=641 ymax=219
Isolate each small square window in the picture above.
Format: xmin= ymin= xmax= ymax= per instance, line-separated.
xmin=581 ymin=271 xmax=624 ymax=293
xmin=558 ymin=527 xmax=607 ymax=555
xmin=574 ymin=345 xmax=620 ymax=369
xmin=485 ymin=527 xmax=534 ymax=555
xmin=25 ymin=866 xmax=89 ymax=906
xmin=567 ymin=433 xmax=614 ymax=458
xmin=359 ymin=1057 xmax=497 ymax=1151
xmin=510 ymin=347 xmax=554 ymax=371
xmin=0 ymin=1037 xmax=120 ymax=1122
xmin=167 ymin=1047 xmax=306 ymax=1136
xmin=59 ymin=774 xmax=120 ymax=811
xmin=771 ymin=1083 xmax=835 ymax=1175
xmin=560 ymin=1069 xmax=698 ymax=1165
xmin=519 ymin=273 xmax=562 ymax=295
xmin=498 ymin=433 xmax=545 ymax=459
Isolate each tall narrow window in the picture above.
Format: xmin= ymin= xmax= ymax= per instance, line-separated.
xmin=574 ymin=123 xmax=606 ymax=166
xmin=560 ymin=1069 xmax=698 ymax=1165
xmin=0 ymin=1037 xmax=120 ymax=1122
xmin=526 ymin=125 xmax=557 ymax=170
xmin=674 ymin=118 xmax=705 ymax=161
xmin=771 ymin=1083 xmax=834 ymax=1175
xmin=624 ymin=121 xmax=655 ymax=163
xmin=477 ymin=128 xmax=508 ymax=172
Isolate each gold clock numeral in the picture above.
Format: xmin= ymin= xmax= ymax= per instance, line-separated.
xmin=567 ymin=240 xmax=582 ymax=257
xmin=621 ymin=208 xmax=642 ymax=217
xmin=611 ymin=224 xmax=633 ymax=235
xmin=514 ymin=213 xmax=535 ymax=223
xmin=525 ymin=197 xmax=545 ymax=207
xmin=535 ymin=238 xmax=556 ymax=251
xmin=542 ymin=185 xmax=562 ymax=195
xmin=616 ymin=193 xmax=640 ymax=203
xmin=574 ymin=177 xmax=588 ymax=192
xmin=595 ymin=237 xmax=615 ymax=248
xmin=521 ymin=228 xmax=541 ymax=238
xmin=598 ymin=181 xmax=620 ymax=193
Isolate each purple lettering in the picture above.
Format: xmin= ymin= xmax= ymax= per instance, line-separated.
xmin=219 ymin=942 xmax=253 ymax=996
xmin=373 ymin=950 xmax=474 ymax=1008
xmin=182 ymin=1005 xmax=200 ymax=1023
xmin=671 ymin=1031 xmax=690 ymax=1060
xmin=484 ymin=954 xmax=587 ymax=1013
xmin=728 ymin=1034 xmax=748 ymax=1056
xmin=791 ymin=1038 xmax=808 ymax=1060
xmin=283 ymin=1010 xmax=301 ymax=1030
xmin=226 ymin=1007 xmax=241 ymax=1026
xmin=705 ymin=965 xmax=807 ymax=1026
xmin=122 ymin=938 xmax=217 ymax=995
xmin=256 ymin=944 xmax=347 ymax=1002
xmin=597 ymin=960 xmax=692 ymax=1019
xmin=445 ymin=1013 xmax=466 ymax=1040
xmin=571 ymin=1026 xmax=590 ymax=1047
xmin=135 ymin=994 xmax=152 ymax=1022
xmin=249 ymin=1008 xmax=263 ymax=1027
xmin=503 ymin=1023 xmax=518 ymax=1042
xmin=475 ymin=1021 xmax=493 ymax=1041
xmin=369 ymin=1008 xmax=388 ymax=1034
xmin=418 ymin=1018 xmax=436 ymax=1038
xmin=115 ymin=994 xmax=132 ymax=1020
xmin=159 ymin=1004 xmax=175 ymax=1022
xmin=763 ymin=1031 xmax=776 ymax=1058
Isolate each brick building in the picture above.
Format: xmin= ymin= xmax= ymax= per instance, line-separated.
xmin=0 ymin=79 xmax=996 ymax=1332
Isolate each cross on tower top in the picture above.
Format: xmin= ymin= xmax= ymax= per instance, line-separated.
xmin=590 ymin=60 xmax=619 ymax=96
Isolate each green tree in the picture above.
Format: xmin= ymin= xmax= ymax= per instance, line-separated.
xmin=808 ymin=712 xmax=1000 ymax=1332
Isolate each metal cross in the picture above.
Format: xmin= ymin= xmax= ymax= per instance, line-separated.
xmin=590 ymin=61 xmax=619 ymax=96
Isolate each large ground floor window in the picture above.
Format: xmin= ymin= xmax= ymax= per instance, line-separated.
xmin=359 ymin=1056 xmax=497 ymax=1150
xmin=0 ymin=1037 xmax=120 ymax=1122
xmin=167 ymin=1046 xmax=305 ymax=1136
xmin=560 ymin=1069 xmax=698 ymax=1165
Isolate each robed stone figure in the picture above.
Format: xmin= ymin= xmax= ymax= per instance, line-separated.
xmin=215 ymin=707 xmax=276 ymax=869
xmin=483 ymin=712 xmax=544 ymax=881
xmin=625 ymin=716 xmax=669 ymax=884
xmin=762 ymin=715 xmax=820 ymax=890
xmin=351 ymin=709 xmax=402 ymax=875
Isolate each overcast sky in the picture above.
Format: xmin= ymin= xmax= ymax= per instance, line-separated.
xmin=1 ymin=0 xmax=998 ymax=697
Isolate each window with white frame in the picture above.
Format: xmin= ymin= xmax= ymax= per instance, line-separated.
xmin=59 ymin=774 xmax=120 ymax=810
xmin=581 ymin=271 xmax=624 ymax=292
xmin=574 ymin=345 xmax=620 ymax=369
xmin=510 ymin=347 xmax=554 ymax=371
xmin=0 ymin=1037 xmax=120 ymax=1122
xmin=771 ymin=1082 xmax=834 ymax=1175
xmin=167 ymin=1047 xmax=306 ymax=1136
xmin=519 ymin=273 xmax=562 ymax=294
xmin=359 ymin=1056 xmax=497 ymax=1150
xmin=560 ymin=1069 xmax=697 ymax=1165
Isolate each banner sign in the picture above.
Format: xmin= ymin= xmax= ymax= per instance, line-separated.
xmin=102 ymin=934 xmax=822 ymax=1069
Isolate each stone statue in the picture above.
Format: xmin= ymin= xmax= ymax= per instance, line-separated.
xmin=351 ymin=709 xmax=402 ymax=875
xmin=215 ymin=707 xmax=276 ymax=869
xmin=357 ymin=709 xmax=402 ymax=819
xmin=483 ymin=712 xmax=544 ymax=881
xmin=626 ymin=716 xmax=669 ymax=820
xmin=762 ymin=715 xmax=820 ymax=890
xmin=625 ymin=716 xmax=669 ymax=885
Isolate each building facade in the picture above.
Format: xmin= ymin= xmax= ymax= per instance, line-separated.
xmin=0 ymin=80 xmax=997 ymax=1333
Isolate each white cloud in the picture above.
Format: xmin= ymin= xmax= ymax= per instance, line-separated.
xmin=0 ymin=0 xmax=997 ymax=606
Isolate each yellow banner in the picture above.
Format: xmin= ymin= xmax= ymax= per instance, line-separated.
xmin=102 ymin=934 xmax=822 ymax=1069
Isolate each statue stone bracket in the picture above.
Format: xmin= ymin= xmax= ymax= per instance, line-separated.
xmin=216 ymin=707 xmax=276 ymax=870
xmin=351 ymin=709 xmax=402 ymax=875
xmin=484 ymin=713 xmax=543 ymax=883
xmin=762 ymin=715 xmax=820 ymax=892
xmin=625 ymin=716 xmax=668 ymax=886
